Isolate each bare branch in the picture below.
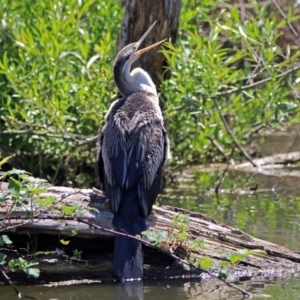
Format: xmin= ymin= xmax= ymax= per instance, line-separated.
xmin=0 ymin=265 xmax=37 ymax=299
xmin=207 ymin=136 xmax=228 ymax=160
xmin=212 ymin=97 xmax=257 ymax=167
xmin=215 ymin=64 xmax=300 ymax=97
xmin=271 ymin=0 xmax=300 ymax=40
xmin=1 ymin=130 xmax=98 ymax=145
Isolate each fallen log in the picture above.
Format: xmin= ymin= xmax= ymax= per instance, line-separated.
xmin=1 ymin=183 xmax=300 ymax=284
xmin=233 ymin=151 xmax=300 ymax=170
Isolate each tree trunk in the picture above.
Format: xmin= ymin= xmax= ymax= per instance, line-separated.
xmin=118 ymin=0 xmax=181 ymax=86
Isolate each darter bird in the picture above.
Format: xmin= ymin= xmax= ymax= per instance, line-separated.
xmin=97 ymin=21 xmax=169 ymax=280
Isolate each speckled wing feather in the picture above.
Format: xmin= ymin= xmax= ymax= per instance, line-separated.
xmin=98 ymin=97 xmax=127 ymax=213
xmin=98 ymin=93 xmax=168 ymax=217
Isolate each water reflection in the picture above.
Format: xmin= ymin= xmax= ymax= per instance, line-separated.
xmin=159 ymin=169 xmax=300 ymax=251
xmin=0 ymin=278 xmax=263 ymax=300
xmin=112 ymin=281 xmax=144 ymax=300
xmin=2 ymin=276 xmax=300 ymax=300
xmin=2 ymin=168 xmax=300 ymax=299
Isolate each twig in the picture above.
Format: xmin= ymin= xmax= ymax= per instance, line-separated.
xmin=4 ymin=214 xmax=253 ymax=297
xmin=0 ymin=190 xmax=82 ymax=233
xmin=218 ymin=1 xmax=271 ymax=9
xmin=270 ymin=0 xmax=300 ymax=40
xmin=214 ymin=161 xmax=230 ymax=198
xmin=244 ymin=124 xmax=267 ymax=139
xmin=67 ymin=216 xmax=253 ymax=297
xmin=207 ymin=136 xmax=228 ymax=160
xmin=0 ymin=265 xmax=21 ymax=297
xmin=0 ymin=265 xmax=38 ymax=299
xmin=212 ymin=97 xmax=257 ymax=167
xmin=2 ymin=65 xmax=299 ymax=152
xmin=215 ymin=64 xmax=300 ymax=97
xmin=1 ymin=130 xmax=98 ymax=145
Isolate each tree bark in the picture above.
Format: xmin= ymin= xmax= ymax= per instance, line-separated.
xmin=118 ymin=0 xmax=181 ymax=86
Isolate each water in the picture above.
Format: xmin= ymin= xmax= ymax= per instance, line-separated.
xmin=2 ymin=275 xmax=300 ymax=300
xmin=159 ymin=168 xmax=300 ymax=251
xmin=1 ymin=168 xmax=300 ymax=299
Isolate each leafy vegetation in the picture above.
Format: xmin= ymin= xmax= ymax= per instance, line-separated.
xmin=0 ymin=0 xmax=300 ymax=187
xmin=143 ymin=212 xmax=205 ymax=253
xmin=0 ymin=0 xmax=122 ymax=186
xmin=0 ymin=234 xmax=40 ymax=278
xmin=143 ymin=212 xmax=265 ymax=280
xmin=159 ymin=168 xmax=300 ymax=248
xmin=219 ymin=249 xmax=266 ymax=280
xmin=0 ymin=155 xmax=94 ymax=280
xmin=162 ymin=0 xmax=300 ymax=165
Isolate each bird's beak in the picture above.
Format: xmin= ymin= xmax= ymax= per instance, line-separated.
xmin=135 ymin=39 xmax=167 ymax=59
xmin=133 ymin=21 xmax=167 ymax=60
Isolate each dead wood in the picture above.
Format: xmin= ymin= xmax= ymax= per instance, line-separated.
xmin=233 ymin=151 xmax=300 ymax=169
xmin=1 ymin=183 xmax=300 ymax=283
xmin=186 ymin=152 xmax=300 ymax=179
xmin=118 ymin=0 xmax=181 ymax=86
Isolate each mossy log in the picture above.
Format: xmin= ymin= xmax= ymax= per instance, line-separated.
xmin=1 ymin=183 xmax=300 ymax=283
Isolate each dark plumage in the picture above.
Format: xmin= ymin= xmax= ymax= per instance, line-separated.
xmin=97 ymin=22 xmax=168 ymax=280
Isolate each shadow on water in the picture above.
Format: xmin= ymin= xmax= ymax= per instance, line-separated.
xmin=2 ymin=276 xmax=300 ymax=300
xmin=2 ymin=167 xmax=300 ymax=299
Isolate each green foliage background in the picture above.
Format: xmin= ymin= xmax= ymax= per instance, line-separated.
xmin=0 ymin=0 xmax=299 ymax=186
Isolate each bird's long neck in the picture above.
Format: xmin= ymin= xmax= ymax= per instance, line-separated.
xmin=114 ymin=60 xmax=157 ymax=97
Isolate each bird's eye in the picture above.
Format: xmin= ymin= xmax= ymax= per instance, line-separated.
xmin=133 ymin=44 xmax=138 ymax=50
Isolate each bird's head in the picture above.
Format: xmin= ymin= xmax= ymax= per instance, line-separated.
xmin=113 ymin=21 xmax=166 ymax=97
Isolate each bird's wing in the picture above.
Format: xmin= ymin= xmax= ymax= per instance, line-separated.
xmin=128 ymin=114 xmax=168 ymax=217
xmin=98 ymin=98 xmax=127 ymax=213
xmin=99 ymin=96 xmax=168 ymax=217
xmin=97 ymin=132 xmax=106 ymax=190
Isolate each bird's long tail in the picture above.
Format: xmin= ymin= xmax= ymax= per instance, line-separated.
xmin=112 ymin=214 xmax=147 ymax=280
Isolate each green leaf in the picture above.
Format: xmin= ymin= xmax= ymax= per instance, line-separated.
xmin=198 ymin=257 xmax=213 ymax=269
xmin=228 ymin=253 xmax=243 ymax=264
xmin=71 ymin=230 xmax=78 ymax=236
xmin=25 ymin=267 xmax=40 ymax=278
xmin=192 ymin=238 xmax=205 ymax=249
xmin=61 ymin=205 xmax=76 ymax=216
xmin=27 ymin=188 xmax=46 ymax=195
xmin=6 ymin=169 xmax=29 ymax=177
xmin=8 ymin=178 xmax=21 ymax=197
xmin=0 ymin=235 xmax=13 ymax=246
xmin=142 ymin=229 xmax=168 ymax=243
xmin=219 ymin=261 xmax=229 ymax=268
xmin=219 ymin=266 xmax=228 ymax=280
xmin=87 ymin=54 xmax=101 ymax=70
xmin=72 ymin=249 xmax=82 ymax=259
xmin=87 ymin=207 xmax=99 ymax=213
xmin=0 ymin=155 xmax=14 ymax=168
xmin=154 ymin=240 xmax=162 ymax=248
xmin=60 ymin=239 xmax=70 ymax=245
xmin=0 ymin=253 xmax=7 ymax=265
xmin=25 ymin=260 xmax=39 ymax=268
xmin=8 ymin=257 xmax=39 ymax=276
xmin=35 ymin=196 xmax=56 ymax=207
xmin=21 ymin=176 xmax=48 ymax=184
xmin=8 ymin=258 xmax=20 ymax=269
xmin=0 ymin=193 xmax=9 ymax=203
xmin=277 ymin=102 xmax=298 ymax=112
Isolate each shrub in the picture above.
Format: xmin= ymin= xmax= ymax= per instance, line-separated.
xmin=1 ymin=0 xmax=299 ymax=186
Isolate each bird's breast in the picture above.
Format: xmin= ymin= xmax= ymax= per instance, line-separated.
xmin=115 ymin=93 xmax=162 ymax=128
